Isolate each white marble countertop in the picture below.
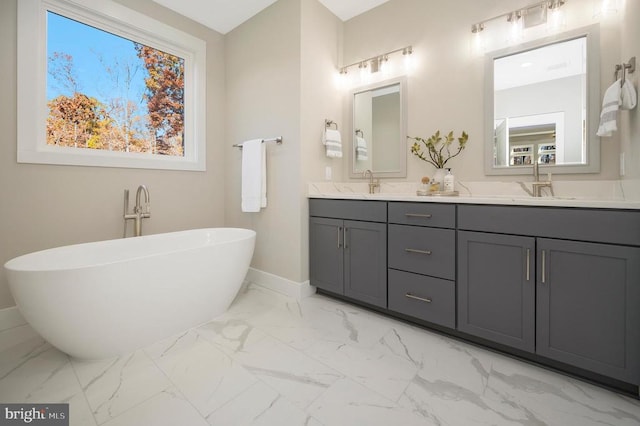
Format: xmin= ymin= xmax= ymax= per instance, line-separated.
xmin=308 ymin=181 xmax=640 ymax=210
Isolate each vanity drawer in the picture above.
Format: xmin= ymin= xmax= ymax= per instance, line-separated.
xmin=388 ymin=202 xmax=455 ymax=228
xmin=388 ymin=224 xmax=455 ymax=279
xmin=388 ymin=269 xmax=455 ymax=328
xmin=309 ymin=199 xmax=387 ymax=223
xmin=458 ymin=205 xmax=640 ymax=246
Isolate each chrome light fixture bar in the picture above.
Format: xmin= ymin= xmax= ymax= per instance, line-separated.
xmin=339 ymin=45 xmax=412 ymax=75
xmin=471 ymin=0 xmax=566 ymax=33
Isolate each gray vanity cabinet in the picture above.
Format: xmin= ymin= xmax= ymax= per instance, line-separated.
xmin=309 ymin=199 xmax=387 ymax=308
xmin=536 ymin=238 xmax=640 ymax=384
xmin=458 ymin=204 xmax=640 ymax=385
xmin=457 ymin=231 xmax=535 ymax=352
xmin=308 ymin=217 xmax=344 ymax=295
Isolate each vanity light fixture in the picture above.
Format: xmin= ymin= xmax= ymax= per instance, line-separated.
xmin=471 ymin=0 xmax=567 ymax=36
xmin=338 ymin=45 xmax=413 ymax=77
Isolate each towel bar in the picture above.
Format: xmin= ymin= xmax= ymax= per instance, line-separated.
xmin=233 ymin=137 xmax=283 ymax=149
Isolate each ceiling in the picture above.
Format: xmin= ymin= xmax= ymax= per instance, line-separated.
xmin=152 ymin=0 xmax=391 ymax=34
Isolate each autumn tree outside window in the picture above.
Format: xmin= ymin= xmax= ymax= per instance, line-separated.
xmin=18 ymin=0 xmax=206 ymax=171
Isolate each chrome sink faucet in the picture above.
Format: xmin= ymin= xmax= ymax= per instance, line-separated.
xmin=532 ymin=162 xmax=552 ymax=197
xmin=363 ymin=169 xmax=380 ymax=194
xmin=123 ymin=185 xmax=151 ymax=237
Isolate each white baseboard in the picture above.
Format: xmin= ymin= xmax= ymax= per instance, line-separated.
xmin=246 ymin=268 xmax=316 ymax=300
xmin=0 ymin=306 xmax=26 ymax=332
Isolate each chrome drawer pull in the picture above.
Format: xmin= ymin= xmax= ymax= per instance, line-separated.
xmin=526 ymin=248 xmax=530 ymax=281
xmin=405 ymin=213 xmax=432 ymax=219
xmin=405 ymin=293 xmax=432 ymax=303
xmin=405 ymin=248 xmax=432 ymax=255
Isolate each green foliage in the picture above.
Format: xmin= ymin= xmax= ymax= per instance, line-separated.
xmin=408 ymin=130 xmax=469 ymax=169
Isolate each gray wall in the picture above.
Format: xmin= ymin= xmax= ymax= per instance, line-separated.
xmin=495 ymin=75 xmax=585 ymax=163
xmin=620 ymin=0 xmax=640 ymax=182
xmin=373 ymin=92 xmax=401 ymax=171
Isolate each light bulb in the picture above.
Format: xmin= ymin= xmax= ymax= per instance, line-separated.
xmin=403 ymin=47 xmax=414 ymax=74
xmin=547 ymin=6 xmax=566 ymax=32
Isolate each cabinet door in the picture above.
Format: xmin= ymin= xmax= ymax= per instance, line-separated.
xmin=537 ymin=239 xmax=640 ymax=384
xmin=309 ymin=217 xmax=344 ymax=294
xmin=344 ymin=220 xmax=387 ymax=308
xmin=458 ymin=231 xmax=535 ymax=352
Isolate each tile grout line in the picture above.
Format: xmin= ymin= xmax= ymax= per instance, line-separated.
xmin=142 ymin=345 xmax=210 ymax=425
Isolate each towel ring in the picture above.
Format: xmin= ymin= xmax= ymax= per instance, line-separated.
xmin=325 ymin=119 xmax=338 ymax=130
xmin=355 ymin=129 xmax=364 ymax=137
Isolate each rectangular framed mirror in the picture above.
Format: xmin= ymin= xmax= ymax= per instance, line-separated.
xmin=349 ymin=76 xmax=407 ymax=178
xmin=485 ymin=25 xmax=601 ymax=175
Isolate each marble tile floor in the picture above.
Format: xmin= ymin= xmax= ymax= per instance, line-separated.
xmin=1 ymin=283 xmax=640 ymax=426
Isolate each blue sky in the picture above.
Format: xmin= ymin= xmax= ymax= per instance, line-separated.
xmin=46 ymin=11 xmax=147 ymax=105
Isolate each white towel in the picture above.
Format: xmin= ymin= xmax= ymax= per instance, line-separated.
xmin=597 ymin=79 xmax=637 ymax=137
xmin=323 ymin=128 xmax=342 ymax=158
xmin=621 ymin=78 xmax=637 ymax=110
xmin=356 ymin=136 xmax=368 ymax=161
xmin=241 ymin=139 xmax=266 ymax=213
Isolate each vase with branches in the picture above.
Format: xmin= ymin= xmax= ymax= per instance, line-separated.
xmin=408 ymin=130 xmax=469 ymax=169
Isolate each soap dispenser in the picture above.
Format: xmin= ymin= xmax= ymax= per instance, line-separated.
xmin=443 ymin=168 xmax=455 ymax=192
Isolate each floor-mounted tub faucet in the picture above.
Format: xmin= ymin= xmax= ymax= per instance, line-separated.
xmin=123 ymin=185 xmax=151 ymax=237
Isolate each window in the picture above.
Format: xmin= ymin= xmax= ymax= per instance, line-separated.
xmin=18 ymin=0 xmax=206 ymax=171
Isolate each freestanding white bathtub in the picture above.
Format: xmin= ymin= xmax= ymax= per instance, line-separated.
xmin=4 ymin=228 xmax=255 ymax=360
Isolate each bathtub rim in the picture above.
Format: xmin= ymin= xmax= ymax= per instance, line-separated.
xmin=4 ymin=227 xmax=256 ymax=273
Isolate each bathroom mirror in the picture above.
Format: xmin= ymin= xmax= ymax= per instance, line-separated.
xmin=349 ymin=77 xmax=407 ymax=178
xmin=485 ymin=25 xmax=601 ymax=175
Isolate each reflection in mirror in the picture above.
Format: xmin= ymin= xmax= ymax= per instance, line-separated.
xmin=350 ymin=77 xmax=407 ymax=178
xmin=485 ymin=25 xmax=600 ymax=175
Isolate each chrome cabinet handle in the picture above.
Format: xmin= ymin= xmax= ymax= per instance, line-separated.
xmin=343 ymin=227 xmax=348 ymax=249
xmin=526 ymin=248 xmax=530 ymax=281
xmin=405 ymin=293 xmax=432 ymax=303
xmin=405 ymin=248 xmax=432 ymax=255
xmin=337 ymin=226 xmax=342 ymax=249
xmin=405 ymin=213 xmax=432 ymax=219
xmin=541 ymin=250 xmax=546 ymax=284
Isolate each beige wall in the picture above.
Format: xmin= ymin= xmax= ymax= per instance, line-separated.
xmin=225 ymin=0 xmax=342 ymax=284
xmin=0 ymin=0 xmax=226 ymax=308
xmin=224 ymin=0 xmax=304 ymax=282
xmin=2 ymin=0 xmax=636 ymax=308
xmin=300 ymin=0 xmax=344 ymax=281
xmin=341 ymin=0 xmax=629 ymax=182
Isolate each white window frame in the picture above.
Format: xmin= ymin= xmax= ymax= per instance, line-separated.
xmin=17 ymin=0 xmax=207 ymax=171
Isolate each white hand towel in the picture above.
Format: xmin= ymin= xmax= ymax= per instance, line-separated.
xmin=323 ymin=128 xmax=342 ymax=158
xmin=597 ymin=79 xmax=622 ymax=137
xmin=356 ymin=136 xmax=368 ymax=161
xmin=621 ymin=79 xmax=637 ymax=110
xmin=241 ymin=139 xmax=266 ymax=213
